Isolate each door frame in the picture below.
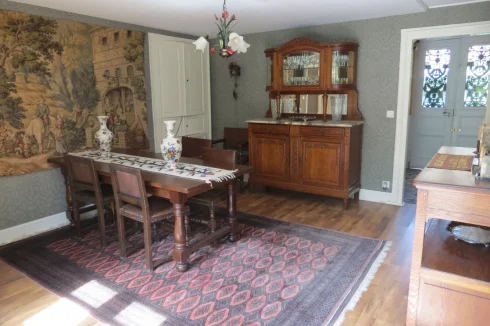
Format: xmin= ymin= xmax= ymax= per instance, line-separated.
xmin=392 ymin=21 xmax=490 ymax=206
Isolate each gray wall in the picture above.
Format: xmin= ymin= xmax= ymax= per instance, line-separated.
xmin=210 ymin=2 xmax=490 ymax=192
xmin=0 ymin=0 xmax=193 ymax=229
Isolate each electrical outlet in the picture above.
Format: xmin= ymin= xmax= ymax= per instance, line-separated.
xmin=382 ymin=181 xmax=390 ymax=190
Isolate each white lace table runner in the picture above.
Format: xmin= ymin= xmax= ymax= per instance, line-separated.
xmin=69 ymin=151 xmax=237 ymax=184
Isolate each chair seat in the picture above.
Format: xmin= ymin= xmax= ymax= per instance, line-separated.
xmin=73 ymin=184 xmax=115 ymax=204
xmin=188 ymin=189 xmax=227 ymax=206
xmin=120 ymin=197 xmax=185 ymax=223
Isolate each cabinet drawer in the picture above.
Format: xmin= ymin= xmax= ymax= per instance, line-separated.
xmin=250 ymin=124 xmax=290 ymax=135
xmin=299 ymin=126 xmax=345 ymax=138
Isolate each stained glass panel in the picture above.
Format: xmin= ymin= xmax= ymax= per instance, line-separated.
xmin=422 ymin=49 xmax=451 ymax=108
xmin=464 ymin=45 xmax=490 ymax=107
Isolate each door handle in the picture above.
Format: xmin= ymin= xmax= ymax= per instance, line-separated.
xmin=443 ymin=109 xmax=454 ymax=117
xmin=450 ymin=128 xmax=462 ymax=132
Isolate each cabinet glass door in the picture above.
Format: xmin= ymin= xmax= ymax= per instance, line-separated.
xmin=283 ymin=51 xmax=320 ymax=86
xmin=331 ymin=50 xmax=355 ymax=86
xmin=266 ymin=55 xmax=273 ymax=88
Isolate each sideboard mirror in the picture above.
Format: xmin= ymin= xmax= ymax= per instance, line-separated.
xmin=270 ymin=93 xmax=349 ymax=117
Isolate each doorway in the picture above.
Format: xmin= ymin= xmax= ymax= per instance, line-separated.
xmin=408 ymin=36 xmax=489 ymax=169
xmin=403 ymin=35 xmax=490 ymax=204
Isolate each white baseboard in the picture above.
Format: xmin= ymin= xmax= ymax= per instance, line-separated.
xmin=359 ymin=189 xmax=402 ymax=206
xmin=0 ymin=212 xmax=70 ymax=246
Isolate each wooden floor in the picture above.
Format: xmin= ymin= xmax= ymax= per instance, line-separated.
xmin=0 ymin=188 xmax=415 ymax=326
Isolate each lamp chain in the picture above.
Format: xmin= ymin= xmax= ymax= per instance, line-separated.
xmin=223 ymin=0 xmax=227 ymax=12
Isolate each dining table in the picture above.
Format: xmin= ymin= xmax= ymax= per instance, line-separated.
xmin=47 ymin=148 xmax=253 ymax=272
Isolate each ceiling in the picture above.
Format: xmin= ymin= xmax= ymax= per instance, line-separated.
xmin=8 ymin=0 xmax=489 ymax=36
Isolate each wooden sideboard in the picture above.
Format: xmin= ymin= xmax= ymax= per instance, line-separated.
xmin=408 ymin=146 xmax=490 ymax=325
xmin=248 ymin=119 xmax=363 ymax=208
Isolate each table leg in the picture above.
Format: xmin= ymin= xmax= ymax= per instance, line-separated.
xmin=170 ymin=192 xmax=188 ymax=273
xmin=228 ymin=180 xmax=239 ymax=242
xmin=60 ymin=167 xmax=75 ymax=226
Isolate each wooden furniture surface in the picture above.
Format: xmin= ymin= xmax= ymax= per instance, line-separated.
xmin=408 ymin=146 xmax=490 ymax=326
xmin=48 ymin=149 xmax=252 ymax=272
xmin=265 ymin=38 xmax=361 ymax=120
xmin=66 ymin=155 xmax=115 ymax=247
xmin=248 ymin=121 xmax=362 ymax=208
xmin=181 ymin=136 xmax=212 ymax=158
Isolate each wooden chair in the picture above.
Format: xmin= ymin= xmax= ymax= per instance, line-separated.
xmin=181 ymin=136 xmax=212 ymax=158
xmin=110 ymin=163 xmax=189 ymax=271
xmin=187 ymin=147 xmax=236 ymax=240
xmin=65 ymin=155 xmax=115 ymax=247
xmin=213 ymin=128 xmax=249 ymax=192
xmin=212 ymin=128 xmax=249 ymax=165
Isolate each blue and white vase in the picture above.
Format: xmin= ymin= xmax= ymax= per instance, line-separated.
xmin=95 ymin=116 xmax=114 ymax=157
xmin=160 ymin=120 xmax=182 ymax=164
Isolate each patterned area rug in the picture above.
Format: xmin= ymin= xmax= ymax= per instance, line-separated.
xmin=0 ymin=210 xmax=390 ymax=326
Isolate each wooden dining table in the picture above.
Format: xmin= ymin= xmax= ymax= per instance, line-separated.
xmin=48 ymin=149 xmax=252 ymax=272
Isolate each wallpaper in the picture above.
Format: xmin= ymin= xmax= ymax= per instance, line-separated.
xmin=0 ymin=9 xmax=148 ymax=177
xmin=0 ymin=0 xmax=192 ymax=230
xmin=210 ymin=1 xmax=490 ymax=192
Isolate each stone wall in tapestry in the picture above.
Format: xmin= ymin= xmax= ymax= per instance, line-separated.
xmin=0 ymin=10 xmax=148 ymax=177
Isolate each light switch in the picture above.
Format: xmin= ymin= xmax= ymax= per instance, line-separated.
xmin=386 ymin=110 xmax=395 ymax=118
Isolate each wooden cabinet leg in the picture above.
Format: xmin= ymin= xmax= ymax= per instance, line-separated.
xmin=406 ymin=189 xmax=428 ymax=326
xmin=343 ymin=198 xmax=350 ymax=210
xmin=171 ymin=192 xmax=188 ymax=273
xmin=228 ymin=180 xmax=239 ymax=242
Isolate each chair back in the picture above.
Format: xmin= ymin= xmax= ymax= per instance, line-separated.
xmin=110 ymin=163 xmax=149 ymax=208
xmin=202 ymin=147 xmax=236 ymax=170
xmin=181 ymin=136 xmax=212 ymax=158
xmin=224 ymin=128 xmax=248 ymax=149
xmin=66 ymin=155 xmax=100 ymax=193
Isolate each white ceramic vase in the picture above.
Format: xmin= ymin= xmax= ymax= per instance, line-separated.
xmin=160 ymin=120 xmax=182 ymax=163
xmin=95 ymin=116 xmax=114 ymax=157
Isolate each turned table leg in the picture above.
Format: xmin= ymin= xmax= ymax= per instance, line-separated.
xmin=170 ymin=192 xmax=189 ymax=272
xmin=228 ymin=180 xmax=239 ymax=242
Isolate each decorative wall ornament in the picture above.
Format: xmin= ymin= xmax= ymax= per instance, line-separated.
xmin=192 ymin=0 xmax=250 ymax=58
xmin=0 ymin=9 xmax=148 ymax=177
xmin=228 ymin=62 xmax=241 ymax=100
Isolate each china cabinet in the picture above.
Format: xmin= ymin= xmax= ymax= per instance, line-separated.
xmin=264 ymin=38 xmax=360 ymax=120
xmin=248 ymin=38 xmax=362 ymax=208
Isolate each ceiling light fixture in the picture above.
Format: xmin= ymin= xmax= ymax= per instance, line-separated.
xmin=193 ymin=0 xmax=250 ymax=58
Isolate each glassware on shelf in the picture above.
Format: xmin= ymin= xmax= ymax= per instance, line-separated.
xmin=283 ymin=51 xmax=320 ymax=86
xmin=330 ymin=95 xmax=345 ymax=121
xmin=332 ymin=51 xmax=354 ymax=85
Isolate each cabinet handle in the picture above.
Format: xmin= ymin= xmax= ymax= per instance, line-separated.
xmin=266 ymin=128 xmax=272 ymax=133
xmin=317 ymin=131 xmax=323 ymax=136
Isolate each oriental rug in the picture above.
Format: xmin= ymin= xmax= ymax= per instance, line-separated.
xmin=0 ymin=210 xmax=390 ymax=326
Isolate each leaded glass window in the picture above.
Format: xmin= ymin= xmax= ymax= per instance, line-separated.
xmin=464 ymin=45 xmax=490 ymax=107
xmin=422 ymin=49 xmax=451 ymax=108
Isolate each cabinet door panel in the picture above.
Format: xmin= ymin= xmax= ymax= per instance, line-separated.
xmin=148 ymin=36 xmax=185 ymax=118
xmin=253 ymin=135 xmax=289 ymax=182
xmin=182 ymin=115 xmax=208 ymax=136
xmin=300 ymin=139 xmax=342 ymax=188
xmin=184 ymin=43 xmax=207 ymax=116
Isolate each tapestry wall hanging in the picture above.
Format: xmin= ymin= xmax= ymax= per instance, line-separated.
xmin=0 ymin=10 xmax=148 ymax=177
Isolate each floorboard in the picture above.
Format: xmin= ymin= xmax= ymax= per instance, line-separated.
xmin=0 ymin=188 xmax=414 ymax=325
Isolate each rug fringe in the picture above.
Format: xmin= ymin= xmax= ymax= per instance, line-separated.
xmin=332 ymin=241 xmax=392 ymax=326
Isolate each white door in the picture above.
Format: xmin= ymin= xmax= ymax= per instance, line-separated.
xmin=148 ymin=35 xmax=185 ymax=119
xmin=451 ymin=36 xmax=490 ymax=148
xmin=409 ymin=36 xmax=490 ymax=168
xmin=184 ymin=43 xmax=207 ymax=116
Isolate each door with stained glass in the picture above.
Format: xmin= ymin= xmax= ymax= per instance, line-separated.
xmin=409 ymin=39 xmax=459 ymax=168
xmin=409 ymin=36 xmax=490 ymax=168
xmin=451 ymin=36 xmax=490 ymax=148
